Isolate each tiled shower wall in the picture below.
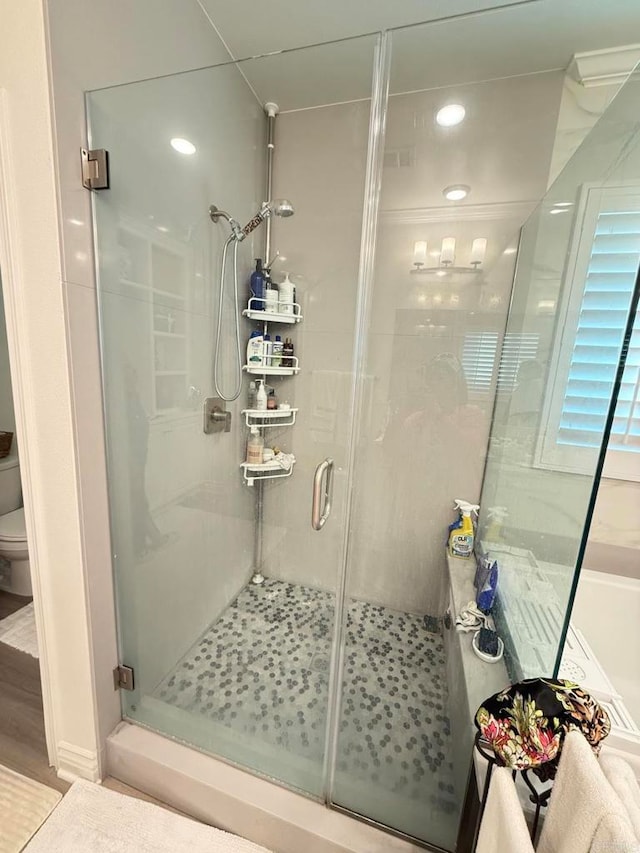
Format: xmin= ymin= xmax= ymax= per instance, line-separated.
xmin=265 ymin=70 xmax=564 ymax=614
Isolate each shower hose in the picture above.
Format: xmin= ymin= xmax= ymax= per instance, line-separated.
xmin=213 ymin=234 xmax=243 ymax=402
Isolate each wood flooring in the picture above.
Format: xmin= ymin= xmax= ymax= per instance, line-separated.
xmin=0 ymin=590 xmax=31 ymax=620
xmin=0 ymin=591 xmax=177 ymax=809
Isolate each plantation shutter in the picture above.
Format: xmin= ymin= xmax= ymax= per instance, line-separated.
xmin=497 ymin=332 xmax=540 ymax=393
xmin=558 ymin=210 xmax=640 ymax=454
xmin=540 ymin=185 xmax=640 ymax=480
xmin=462 ymin=331 xmax=498 ymax=393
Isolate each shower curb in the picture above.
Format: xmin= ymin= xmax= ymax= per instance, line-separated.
xmin=106 ymin=721 xmax=425 ymax=853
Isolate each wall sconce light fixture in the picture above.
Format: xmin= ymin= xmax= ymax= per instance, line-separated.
xmin=411 ymin=237 xmax=487 ymax=274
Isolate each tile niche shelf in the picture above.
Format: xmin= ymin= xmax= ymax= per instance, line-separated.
xmin=116 ymin=221 xmax=191 ymax=414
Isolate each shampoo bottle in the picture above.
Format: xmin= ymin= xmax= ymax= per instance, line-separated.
xmin=263 ymin=334 xmax=272 ymax=368
xmin=282 ymin=337 xmax=294 ymax=368
xmin=279 ymin=273 xmax=295 ymax=315
xmin=256 ymin=379 xmax=267 ymax=411
xmin=448 ymin=500 xmax=479 ymax=559
xmin=271 ymin=335 xmax=284 ymax=367
xmin=246 ymin=330 xmax=264 ymax=367
xmin=264 ymin=274 xmax=279 ymax=313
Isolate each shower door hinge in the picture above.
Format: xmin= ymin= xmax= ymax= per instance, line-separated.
xmin=113 ymin=664 xmax=134 ymax=691
xmin=81 ymin=147 xmax=110 ymax=190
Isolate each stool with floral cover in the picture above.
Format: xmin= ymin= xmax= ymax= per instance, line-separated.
xmin=469 ymin=678 xmax=610 ymax=849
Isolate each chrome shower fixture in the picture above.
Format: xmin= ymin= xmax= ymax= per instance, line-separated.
xmin=208 ymin=205 xmax=243 ymax=241
xmin=210 ymin=199 xmax=295 ymax=242
xmin=208 ymin=198 xmax=294 ymax=403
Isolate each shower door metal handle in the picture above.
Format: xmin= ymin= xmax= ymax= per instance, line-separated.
xmin=312 ymin=458 xmax=334 ymax=531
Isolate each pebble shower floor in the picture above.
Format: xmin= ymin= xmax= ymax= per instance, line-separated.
xmin=154 ymin=579 xmax=457 ymax=824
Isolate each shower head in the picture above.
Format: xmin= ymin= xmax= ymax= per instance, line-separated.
xmin=271 ymin=199 xmax=294 ymax=218
xmin=240 ymin=199 xmax=295 ymax=239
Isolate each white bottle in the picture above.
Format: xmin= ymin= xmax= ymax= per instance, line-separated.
xmin=279 ymin=273 xmax=295 ymax=316
xmin=271 ymin=335 xmax=284 ymax=367
xmin=247 ymin=380 xmax=257 ymax=409
xmin=265 ymin=279 xmax=278 ymax=314
xmin=246 ymin=330 xmax=264 ymax=366
xmin=246 ymin=427 xmax=264 ymax=465
xmin=256 ymin=379 xmax=267 ymax=411
xmin=263 ymin=334 xmax=272 ymax=368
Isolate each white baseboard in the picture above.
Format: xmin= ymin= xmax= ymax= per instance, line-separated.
xmin=57 ymin=740 xmax=101 ymax=783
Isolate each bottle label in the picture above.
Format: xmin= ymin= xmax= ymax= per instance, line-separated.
xmin=450 ymin=533 xmax=473 ymax=557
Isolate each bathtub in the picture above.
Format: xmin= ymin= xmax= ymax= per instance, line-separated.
xmin=561 ymin=568 xmax=640 ymax=775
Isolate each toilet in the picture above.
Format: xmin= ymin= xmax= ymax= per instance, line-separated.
xmin=0 ymin=450 xmax=30 ymax=597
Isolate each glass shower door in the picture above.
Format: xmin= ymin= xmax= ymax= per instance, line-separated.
xmin=88 ymin=35 xmax=378 ymax=799
xmin=330 ymin=7 xmax=640 ymax=852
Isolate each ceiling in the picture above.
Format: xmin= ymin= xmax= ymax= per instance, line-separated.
xmin=196 ymin=0 xmax=640 ymax=111
xmin=198 ymin=0 xmax=638 ymax=64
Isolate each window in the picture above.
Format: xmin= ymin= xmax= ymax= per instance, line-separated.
xmin=539 ymin=185 xmax=640 ymax=480
xmin=462 ymin=331 xmax=539 ymax=396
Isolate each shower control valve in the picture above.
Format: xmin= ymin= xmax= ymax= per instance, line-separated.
xmin=203 ymin=397 xmax=232 ymax=434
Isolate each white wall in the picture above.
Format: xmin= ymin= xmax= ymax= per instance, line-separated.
xmin=263 ymin=98 xmax=372 ymax=593
xmin=543 ymin=61 xmax=640 ymax=581
xmin=264 ymin=70 xmax=563 ymax=614
xmin=0 ymin=0 xmax=103 ymax=779
xmin=2 ymin=0 xmax=248 ymax=780
xmin=0 ymin=284 xmax=16 ymax=434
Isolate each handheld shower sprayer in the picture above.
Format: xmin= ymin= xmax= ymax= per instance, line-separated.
xmin=209 ymin=198 xmax=295 ymax=401
xmin=211 ymin=199 xmax=295 ymax=242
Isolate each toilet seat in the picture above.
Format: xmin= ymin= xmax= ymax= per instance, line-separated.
xmin=0 ymin=507 xmax=26 ymax=542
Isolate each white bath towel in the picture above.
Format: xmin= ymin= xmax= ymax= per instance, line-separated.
xmin=537 ymin=731 xmax=638 ymax=853
xmin=599 ymin=753 xmax=640 ymax=840
xmin=476 ymin=767 xmax=534 ymax=853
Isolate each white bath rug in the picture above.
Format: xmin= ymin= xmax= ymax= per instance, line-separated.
xmin=0 ymin=602 xmax=38 ymax=658
xmin=0 ymin=764 xmax=61 ymax=853
xmin=25 ymin=778 xmax=273 ymax=852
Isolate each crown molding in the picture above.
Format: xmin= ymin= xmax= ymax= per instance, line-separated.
xmin=568 ymin=44 xmax=640 ymax=89
xmin=380 ymin=199 xmax=536 ymax=225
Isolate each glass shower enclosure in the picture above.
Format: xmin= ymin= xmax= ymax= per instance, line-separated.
xmin=87 ymin=6 xmax=640 ymax=851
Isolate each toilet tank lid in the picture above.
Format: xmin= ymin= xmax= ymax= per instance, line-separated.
xmin=0 ymin=507 xmax=26 ymax=540
xmin=0 ymin=451 xmax=18 ymax=471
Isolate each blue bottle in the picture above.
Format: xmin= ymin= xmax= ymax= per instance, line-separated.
xmin=250 ymin=258 xmax=265 ymax=310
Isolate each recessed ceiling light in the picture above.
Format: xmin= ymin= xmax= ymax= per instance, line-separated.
xmin=436 ymin=104 xmax=466 ymax=127
xmin=443 ymin=184 xmax=470 ymax=201
xmin=170 ymin=137 xmax=196 ymax=155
